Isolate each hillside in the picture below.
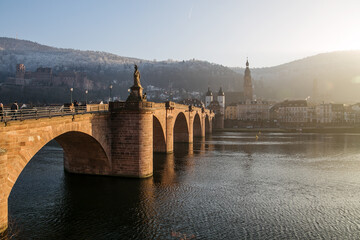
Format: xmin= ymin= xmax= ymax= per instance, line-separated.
xmin=1 ymin=37 xmax=360 ymax=104
xmin=233 ymin=51 xmax=360 ymax=102
xmin=0 ymin=37 xmax=242 ymax=96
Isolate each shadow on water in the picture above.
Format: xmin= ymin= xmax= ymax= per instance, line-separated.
xmin=153 ymin=140 xmax=206 ymax=185
xmin=6 ymin=140 xmax=157 ymax=239
xmin=5 ymin=139 xmax=210 ymax=240
xmin=6 ymin=133 xmax=360 ymax=239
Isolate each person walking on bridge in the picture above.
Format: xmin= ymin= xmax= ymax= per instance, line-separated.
xmin=0 ymin=103 xmax=4 ymax=122
xmin=11 ymin=101 xmax=19 ymax=120
xmin=73 ymin=100 xmax=79 ymax=113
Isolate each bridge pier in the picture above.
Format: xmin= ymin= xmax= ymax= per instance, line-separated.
xmin=0 ymin=150 xmax=8 ymax=234
xmin=201 ymin=114 xmax=206 ymax=137
xmin=188 ymin=114 xmax=194 ymax=143
xmin=166 ymin=115 xmax=174 ymax=153
xmin=111 ymin=106 xmax=153 ymax=178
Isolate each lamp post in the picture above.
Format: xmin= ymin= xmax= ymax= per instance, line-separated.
xmin=109 ymin=84 xmax=113 ymax=102
xmin=85 ymin=89 xmax=88 ymax=104
xmin=70 ymin=88 xmax=73 ymax=104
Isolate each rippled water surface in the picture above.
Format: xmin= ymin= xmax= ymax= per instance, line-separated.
xmin=6 ymin=132 xmax=360 ymax=239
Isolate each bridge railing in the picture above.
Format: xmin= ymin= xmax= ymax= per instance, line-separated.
xmin=0 ymin=104 xmax=108 ymax=123
xmin=109 ymin=101 xmax=157 ymax=110
xmin=108 ymin=101 xmax=213 ymax=114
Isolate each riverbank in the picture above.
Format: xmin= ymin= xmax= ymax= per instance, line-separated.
xmin=216 ymin=127 xmax=360 ymax=133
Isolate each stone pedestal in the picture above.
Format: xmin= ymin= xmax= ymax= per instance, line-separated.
xmin=126 ymin=85 xmax=146 ymax=102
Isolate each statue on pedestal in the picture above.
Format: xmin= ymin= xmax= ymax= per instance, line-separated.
xmin=126 ymin=64 xmax=146 ymax=102
xmin=134 ymin=64 xmax=141 ymax=87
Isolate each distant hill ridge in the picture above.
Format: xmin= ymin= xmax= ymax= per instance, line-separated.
xmin=0 ymin=37 xmax=59 ymax=51
xmin=1 ymin=37 xmax=360 ymax=102
xmin=232 ymin=51 xmax=360 ymax=102
xmin=0 ymin=37 xmax=145 ymax=71
xmin=0 ymin=37 xmax=242 ymax=94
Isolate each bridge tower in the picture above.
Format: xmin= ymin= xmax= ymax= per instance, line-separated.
xmin=205 ymin=87 xmax=213 ymax=107
xmin=110 ymin=65 xmax=153 ymax=178
xmin=217 ymin=87 xmax=225 ymax=115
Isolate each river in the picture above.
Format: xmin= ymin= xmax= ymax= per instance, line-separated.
xmin=5 ymin=132 xmax=360 ymax=239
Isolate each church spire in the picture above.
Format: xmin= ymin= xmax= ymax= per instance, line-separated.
xmin=243 ymin=58 xmax=253 ymax=101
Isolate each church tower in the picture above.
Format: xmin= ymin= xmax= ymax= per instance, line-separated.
xmin=205 ymin=87 xmax=213 ymax=107
xmin=243 ymin=58 xmax=253 ymax=101
xmin=217 ymin=87 xmax=225 ymax=114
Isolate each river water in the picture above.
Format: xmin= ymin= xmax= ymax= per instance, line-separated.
xmin=5 ymin=132 xmax=360 ymax=239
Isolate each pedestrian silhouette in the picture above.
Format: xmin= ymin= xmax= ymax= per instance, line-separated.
xmin=0 ymin=103 xmax=4 ymax=122
xmin=11 ymin=101 xmax=19 ymax=120
xmin=74 ymin=100 xmax=78 ymax=113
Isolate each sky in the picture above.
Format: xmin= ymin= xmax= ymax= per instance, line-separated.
xmin=1 ymin=0 xmax=360 ymax=67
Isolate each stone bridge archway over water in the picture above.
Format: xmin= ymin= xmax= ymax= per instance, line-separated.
xmin=0 ymin=101 xmax=214 ymax=233
xmin=193 ymin=113 xmax=202 ymax=140
xmin=56 ymin=131 xmax=111 ymax=174
xmin=153 ymin=116 xmax=166 ymax=153
xmin=0 ymin=113 xmax=111 ymax=234
xmin=173 ymin=112 xmax=190 ymax=143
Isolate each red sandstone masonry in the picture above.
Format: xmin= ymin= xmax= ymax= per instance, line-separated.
xmin=110 ymin=110 xmax=153 ymax=177
xmin=0 ymin=151 xmax=8 ymax=233
xmin=0 ymin=102 xmax=214 ymax=233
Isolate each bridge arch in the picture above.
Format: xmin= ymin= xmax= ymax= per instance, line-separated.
xmin=173 ymin=112 xmax=189 ymax=143
xmin=153 ymin=116 xmax=166 ymax=152
xmin=1 ymin=129 xmax=110 ymax=235
xmin=4 ymin=127 xmax=110 ymax=198
xmin=193 ymin=113 xmax=202 ymax=140
xmin=55 ymin=131 xmax=111 ymax=175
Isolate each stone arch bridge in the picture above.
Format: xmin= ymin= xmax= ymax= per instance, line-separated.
xmin=0 ymin=101 xmax=214 ymax=233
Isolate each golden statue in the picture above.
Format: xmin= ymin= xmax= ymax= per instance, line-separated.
xmin=134 ymin=64 xmax=141 ymax=87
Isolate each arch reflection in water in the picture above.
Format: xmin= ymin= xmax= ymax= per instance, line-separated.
xmin=153 ymin=140 xmax=208 ymax=185
xmin=9 ymin=132 xmax=360 ymax=239
xmin=7 ymin=139 xmax=209 ymax=239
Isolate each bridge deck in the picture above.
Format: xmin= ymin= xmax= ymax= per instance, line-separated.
xmin=0 ymin=104 xmax=108 ymax=123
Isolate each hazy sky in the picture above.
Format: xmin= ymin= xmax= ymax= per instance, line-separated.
xmin=1 ymin=0 xmax=360 ymax=67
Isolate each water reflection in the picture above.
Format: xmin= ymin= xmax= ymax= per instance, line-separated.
xmin=6 ymin=132 xmax=360 ymax=239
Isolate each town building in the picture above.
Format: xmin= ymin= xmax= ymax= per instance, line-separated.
xmin=271 ymin=100 xmax=308 ymax=123
xmin=225 ymin=103 xmax=237 ymax=120
xmin=350 ymin=103 xmax=360 ymax=123
xmin=225 ymin=59 xmax=271 ymax=122
xmin=5 ymin=64 xmax=94 ymax=89
xmin=315 ymin=103 xmax=345 ymax=124
xmin=237 ymin=99 xmax=271 ymax=121
xmin=344 ymin=105 xmax=356 ymax=124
